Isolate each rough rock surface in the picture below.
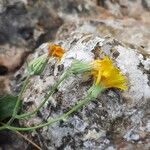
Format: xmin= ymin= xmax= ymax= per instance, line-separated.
xmin=97 ymin=0 xmax=150 ymax=21
xmin=14 ymin=22 xmax=150 ymax=149
xmin=0 ymin=0 xmax=150 ymax=149
xmin=0 ymin=0 xmax=63 ymax=96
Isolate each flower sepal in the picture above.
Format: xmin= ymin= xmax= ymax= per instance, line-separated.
xmin=88 ymin=85 xmax=104 ymax=99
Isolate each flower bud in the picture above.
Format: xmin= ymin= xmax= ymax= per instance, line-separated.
xmin=27 ymin=54 xmax=48 ymax=76
xmin=69 ymin=60 xmax=92 ymax=75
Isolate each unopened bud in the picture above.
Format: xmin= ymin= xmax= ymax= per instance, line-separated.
xmin=69 ymin=60 xmax=92 ymax=75
xmin=27 ymin=54 xmax=48 ymax=76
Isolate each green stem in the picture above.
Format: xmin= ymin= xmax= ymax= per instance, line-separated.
xmin=7 ymin=76 xmax=30 ymax=125
xmin=16 ymin=71 xmax=69 ymax=119
xmin=0 ymin=126 xmax=6 ymax=131
xmin=4 ymin=89 xmax=102 ymax=131
xmin=63 ymin=96 xmax=91 ymax=119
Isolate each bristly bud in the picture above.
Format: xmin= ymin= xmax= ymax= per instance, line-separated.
xmin=69 ymin=60 xmax=92 ymax=75
xmin=27 ymin=54 xmax=48 ymax=76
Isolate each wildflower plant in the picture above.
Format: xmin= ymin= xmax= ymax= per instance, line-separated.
xmin=0 ymin=44 xmax=127 ymax=132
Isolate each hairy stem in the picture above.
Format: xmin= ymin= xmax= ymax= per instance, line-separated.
xmin=7 ymin=76 xmax=30 ymax=124
xmin=4 ymin=89 xmax=102 ymax=131
xmin=16 ymin=71 xmax=68 ymax=119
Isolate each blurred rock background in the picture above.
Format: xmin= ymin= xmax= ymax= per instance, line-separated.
xmin=0 ymin=0 xmax=150 ymax=149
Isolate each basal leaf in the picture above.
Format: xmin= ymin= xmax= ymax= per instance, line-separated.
xmin=0 ymin=95 xmax=18 ymax=121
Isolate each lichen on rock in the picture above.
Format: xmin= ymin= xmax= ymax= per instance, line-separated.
xmin=0 ymin=0 xmax=149 ymax=149
xmin=16 ymin=23 xmax=150 ymax=149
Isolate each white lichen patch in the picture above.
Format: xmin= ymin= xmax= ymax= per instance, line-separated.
xmin=45 ymin=123 xmax=74 ymax=147
xmin=124 ymin=130 xmax=140 ymax=142
xmin=116 ymin=45 xmax=150 ymax=103
xmin=146 ymin=120 xmax=150 ymax=132
xmin=84 ymin=129 xmax=106 ymax=140
xmin=130 ymin=110 xmax=144 ymax=124
xmin=139 ymin=55 xmax=150 ymax=70
xmin=23 ymin=75 xmax=55 ymax=105
xmin=68 ymin=116 xmax=88 ymax=132
xmin=105 ymin=146 xmax=116 ymax=150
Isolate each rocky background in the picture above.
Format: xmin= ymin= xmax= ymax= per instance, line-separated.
xmin=0 ymin=0 xmax=150 ymax=150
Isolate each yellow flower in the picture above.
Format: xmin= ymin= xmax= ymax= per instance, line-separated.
xmin=91 ymin=57 xmax=127 ymax=90
xmin=48 ymin=44 xmax=64 ymax=61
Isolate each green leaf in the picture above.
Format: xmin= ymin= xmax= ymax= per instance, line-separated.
xmin=0 ymin=95 xmax=18 ymax=121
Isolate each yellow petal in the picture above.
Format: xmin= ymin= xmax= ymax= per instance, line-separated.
xmin=91 ymin=57 xmax=128 ymax=90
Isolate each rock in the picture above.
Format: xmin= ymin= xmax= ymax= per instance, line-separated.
xmin=0 ymin=76 xmax=11 ymax=95
xmin=0 ymin=0 xmax=63 ymax=47
xmin=0 ymin=130 xmax=27 ymax=150
xmin=0 ymin=0 xmax=63 ymax=96
xmin=14 ymin=22 xmax=150 ymax=149
xmin=97 ymin=0 xmax=150 ymax=22
xmin=0 ymin=0 xmax=150 ymax=149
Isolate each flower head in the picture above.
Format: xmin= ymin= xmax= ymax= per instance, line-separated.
xmin=91 ymin=57 xmax=127 ymax=90
xmin=48 ymin=44 xmax=64 ymax=61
